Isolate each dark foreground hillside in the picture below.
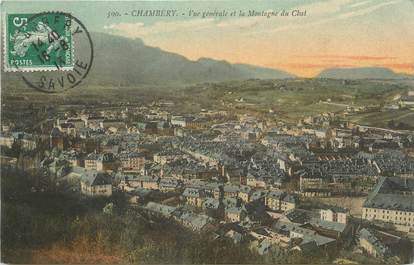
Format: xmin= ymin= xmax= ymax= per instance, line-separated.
xmin=2 ymin=167 xmax=318 ymax=264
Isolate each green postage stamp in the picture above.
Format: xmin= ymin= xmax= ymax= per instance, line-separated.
xmin=4 ymin=13 xmax=74 ymax=71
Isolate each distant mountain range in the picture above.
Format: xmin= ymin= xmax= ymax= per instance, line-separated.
xmin=317 ymin=67 xmax=413 ymax=80
xmin=3 ymin=32 xmax=413 ymax=89
xmin=84 ymin=32 xmax=295 ymax=86
xmin=89 ymin=34 xmax=412 ymax=82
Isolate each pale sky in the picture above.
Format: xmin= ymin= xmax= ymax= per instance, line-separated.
xmin=3 ymin=0 xmax=414 ymax=77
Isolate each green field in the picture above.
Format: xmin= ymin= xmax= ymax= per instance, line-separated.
xmin=2 ymin=78 xmax=414 ymax=128
xmin=348 ymin=110 xmax=414 ymax=128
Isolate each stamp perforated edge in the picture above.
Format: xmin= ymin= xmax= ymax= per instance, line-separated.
xmin=3 ymin=11 xmax=75 ymax=72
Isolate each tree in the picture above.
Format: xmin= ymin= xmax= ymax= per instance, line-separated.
xmin=388 ymin=119 xmax=396 ymax=129
xmin=7 ymin=140 xmax=21 ymax=158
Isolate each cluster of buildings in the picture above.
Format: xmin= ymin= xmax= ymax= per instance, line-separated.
xmin=1 ymin=100 xmax=414 ymax=263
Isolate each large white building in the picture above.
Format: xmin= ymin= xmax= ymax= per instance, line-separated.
xmin=320 ymin=207 xmax=348 ymax=224
xmin=119 ymin=151 xmax=145 ymax=172
xmin=400 ymin=91 xmax=414 ymax=108
xmin=362 ymin=177 xmax=414 ymax=231
xmin=265 ymin=191 xmax=296 ymax=212
xmin=80 ymin=171 xmax=112 ymax=197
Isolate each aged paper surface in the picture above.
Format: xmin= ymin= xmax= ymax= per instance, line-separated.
xmin=1 ymin=0 xmax=414 ymax=264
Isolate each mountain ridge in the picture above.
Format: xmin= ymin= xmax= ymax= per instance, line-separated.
xmin=85 ymin=32 xmax=295 ymax=86
xmin=3 ymin=33 xmax=413 ymax=89
xmin=317 ymin=67 xmax=413 ymax=80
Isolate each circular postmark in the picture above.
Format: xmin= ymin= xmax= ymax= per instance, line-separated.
xmin=6 ymin=11 xmax=93 ymax=93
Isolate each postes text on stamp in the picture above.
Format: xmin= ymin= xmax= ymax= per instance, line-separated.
xmin=5 ymin=13 xmax=74 ymax=72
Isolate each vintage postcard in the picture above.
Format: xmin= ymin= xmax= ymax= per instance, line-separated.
xmin=1 ymin=0 xmax=414 ymax=264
